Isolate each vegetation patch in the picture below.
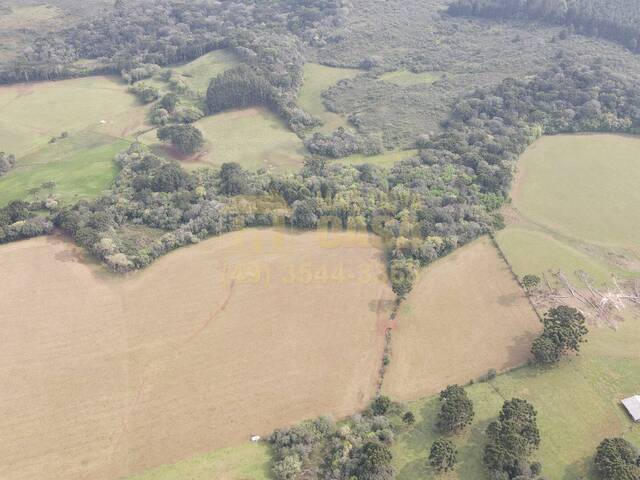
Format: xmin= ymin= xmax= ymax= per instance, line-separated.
xmin=383 ymin=237 xmax=540 ymax=401
xmin=336 ymin=149 xmax=419 ymax=168
xmin=298 ymin=63 xmax=360 ymax=133
xmin=380 ymin=70 xmax=439 ymax=87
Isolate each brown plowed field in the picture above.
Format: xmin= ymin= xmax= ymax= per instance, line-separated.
xmin=0 ymin=229 xmax=393 ymax=480
xmin=383 ymin=237 xmax=541 ymax=400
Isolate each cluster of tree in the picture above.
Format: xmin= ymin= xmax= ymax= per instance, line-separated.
xmin=304 ymin=127 xmax=383 ymax=158
xmin=447 ymin=0 xmax=640 ymax=54
xmin=150 ymin=92 xmax=204 ymax=126
xmin=0 ymin=152 xmax=16 ymax=177
xmin=0 ymin=0 xmax=346 ymax=86
xmin=0 ymin=200 xmax=53 ymax=244
xmin=129 ymin=83 xmax=160 ymax=104
xmin=156 ymin=124 xmax=204 ymax=156
xmin=484 ymin=398 xmax=543 ymax=479
xmin=269 ymin=395 xmax=413 ymax=480
xmin=531 ymin=306 xmax=588 ymax=365
xmin=594 ymin=437 xmax=640 ymax=480
xmin=428 ymin=385 xmax=474 ymax=474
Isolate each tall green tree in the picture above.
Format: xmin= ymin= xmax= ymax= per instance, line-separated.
xmin=484 ymin=398 xmax=541 ymax=479
xmin=437 ymin=384 xmax=475 ymax=434
xmin=532 ymin=305 xmax=588 ymax=365
xmin=429 ymin=438 xmax=458 ymax=473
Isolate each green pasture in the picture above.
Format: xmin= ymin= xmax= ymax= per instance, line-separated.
xmin=336 ymin=149 xmax=419 ymax=168
xmin=0 ymin=133 xmax=126 ymax=206
xmin=124 ymin=443 xmax=271 ymax=480
xmin=174 ymin=49 xmax=238 ymax=94
xmin=380 ymin=70 xmax=439 ymax=87
xmin=0 ymin=75 xmax=148 ymax=157
xmin=513 ymin=134 xmax=640 ymax=248
xmin=140 ymin=107 xmax=306 ymax=172
xmin=497 ymin=134 xmax=640 ymax=287
xmin=298 ymin=63 xmax=359 ymax=133
xmin=393 ymin=315 xmax=640 ymax=480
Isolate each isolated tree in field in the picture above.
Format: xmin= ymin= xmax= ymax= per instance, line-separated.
xmin=402 ymin=411 xmax=416 ymax=425
xmin=521 ymin=274 xmax=541 ymax=292
xmin=532 ymin=305 xmax=588 ymax=365
xmin=429 ymin=438 xmax=458 ymax=473
xmin=356 ymin=441 xmax=394 ymax=480
xmin=484 ymin=398 xmax=540 ymax=479
xmin=594 ymin=438 xmax=640 ymax=480
xmin=437 ymin=384 xmax=475 ymax=434
xmin=157 ymin=124 xmax=204 ymax=155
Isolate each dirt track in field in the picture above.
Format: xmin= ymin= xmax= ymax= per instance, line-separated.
xmin=0 ymin=230 xmax=394 ymax=480
xmin=383 ymin=237 xmax=541 ymax=400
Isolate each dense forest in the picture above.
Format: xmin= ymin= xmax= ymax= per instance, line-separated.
xmin=0 ymin=0 xmax=346 ymax=131
xmin=448 ymin=0 xmax=640 ymax=53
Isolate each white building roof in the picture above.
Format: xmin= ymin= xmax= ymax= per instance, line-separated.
xmin=621 ymin=395 xmax=640 ymax=422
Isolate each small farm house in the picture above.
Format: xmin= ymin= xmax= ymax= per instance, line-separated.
xmin=621 ymin=395 xmax=640 ymax=422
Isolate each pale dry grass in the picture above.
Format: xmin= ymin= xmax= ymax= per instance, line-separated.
xmin=0 ymin=229 xmax=394 ymax=480
xmin=383 ymin=237 xmax=541 ymax=400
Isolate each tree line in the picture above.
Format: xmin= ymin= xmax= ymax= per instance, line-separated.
xmin=5 ymin=59 xmax=640 ymax=299
xmin=448 ymin=0 xmax=640 ymax=53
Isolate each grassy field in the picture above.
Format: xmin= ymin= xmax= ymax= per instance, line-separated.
xmin=496 ymin=134 xmax=640 ymax=287
xmin=0 ymin=132 xmax=126 ymax=206
xmin=0 ymin=229 xmax=393 ymax=480
xmin=512 ymin=134 xmax=640 ymax=248
xmin=298 ymin=63 xmax=359 ymax=133
xmin=173 ymin=49 xmax=238 ymax=94
xmin=392 ymin=313 xmax=640 ymax=480
xmin=0 ymin=75 xmax=149 ymax=157
xmin=125 ymin=443 xmax=272 ymax=480
xmin=141 ymin=107 xmax=306 ymax=172
xmin=383 ymin=236 xmax=540 ymax=401
xmin=380 ymin=70 xmax=439 ymax=87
